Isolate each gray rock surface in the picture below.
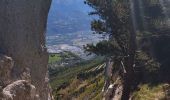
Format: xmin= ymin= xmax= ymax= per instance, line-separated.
xmin=0 ymin=54 xmax=14 ymax=86
xmin=0 ymin=0 xmax=52 ymax=100
xmin=2 ymin=80 xmax=36 ymax=100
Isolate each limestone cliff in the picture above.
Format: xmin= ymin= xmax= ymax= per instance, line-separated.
xmin=0 ymin=0 xmax=52 ymax=100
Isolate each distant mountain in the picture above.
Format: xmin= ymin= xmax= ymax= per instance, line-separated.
xmin=46 ymin=0 xmax=102 ymax=57
xmin=47 ymin=0 xmax=93 ymax=36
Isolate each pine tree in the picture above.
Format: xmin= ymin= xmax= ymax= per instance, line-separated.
xmin=85 ymin=0 xmax=137 ymax=99
xmin=85 ymin=0 xmax=169 ymax=99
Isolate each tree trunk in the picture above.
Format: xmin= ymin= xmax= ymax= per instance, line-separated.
xmin=121 ymin=0 xmax=137 ymax=100
xmin=0 ymin=0 xmax=52 ymax=100
xmin=103 ymin=58 xmax=113 ymax=92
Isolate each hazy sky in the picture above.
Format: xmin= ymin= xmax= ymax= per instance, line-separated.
xmin=50 ymin=0 xmax=92 ymax=13
xmin=47 ymin=0 xmax=93 ymax=35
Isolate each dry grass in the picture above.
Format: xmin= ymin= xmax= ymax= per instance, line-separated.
xmin=131 ymin=84 xmax=168 ymax=100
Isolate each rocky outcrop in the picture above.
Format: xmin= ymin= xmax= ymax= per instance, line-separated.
xmin=0 ymin=54 xmax=14 ymax=86
xmin=0 ymin=0 xmax=52 ymax=100
xmin=2 ymin=80 xmax=36 ymax=100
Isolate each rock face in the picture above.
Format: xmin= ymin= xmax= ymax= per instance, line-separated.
xmin=0 ymin=54 xmax=14 ymax=86
xmin=0 ymin=0 xmax=52 ymax=100
xmin=2 ymin=80 xmax=36 ymax=100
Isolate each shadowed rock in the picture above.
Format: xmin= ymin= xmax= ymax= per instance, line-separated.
xmin=0 ymin=54 xmax=14 ymax=86
xmin=0 ymin=0 xmax=52 ymax=100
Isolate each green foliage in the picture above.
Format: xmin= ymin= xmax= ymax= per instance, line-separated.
xmin=77 ymin=65 xmax=104 ymax=80
xmin=49 ymin=54 xmax=62 ymax=64
xmin=85 ymin=40 xmax=122 ymax=57
xmin=48 ymin=51 xmax=81 ymax=64
xmin=50 ymin=57 xmax=104 ymax=99
xmin=77 ymin=76 xmax=104 ymax=100
xmin=135 ymin=51 xmax=160 ymax=82
xmin=132 ymin=84 xmax=166 ymax=100
xmin=84 ymin=0 xmax=130 ymax=58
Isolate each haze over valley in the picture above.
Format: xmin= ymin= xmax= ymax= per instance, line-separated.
xmin=46 ymin=0 xmax=101 ymax=58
